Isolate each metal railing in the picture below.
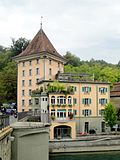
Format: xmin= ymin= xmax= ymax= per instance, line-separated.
xmin=0 ymin=115 xmax=9 ymax=130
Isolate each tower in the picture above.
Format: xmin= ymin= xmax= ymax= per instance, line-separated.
xmin=14 ymin=28 xmax=66 ymax=112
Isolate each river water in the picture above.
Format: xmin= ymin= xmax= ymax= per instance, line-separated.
xmin=49 ymin=151 xmax=120 ymax=160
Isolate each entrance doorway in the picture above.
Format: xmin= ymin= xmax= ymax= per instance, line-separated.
xmin=101 ymin=122 xmax=105 ymax=132
xmin=85 ymin=122 xmax=89 ymax=133
xmin=54 ymin=125 xmax=71 ymax=139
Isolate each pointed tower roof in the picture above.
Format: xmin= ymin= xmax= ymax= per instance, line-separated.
xmin=17 ymin=28 xmax=65 ymax=60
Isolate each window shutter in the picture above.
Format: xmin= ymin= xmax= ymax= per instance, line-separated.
xmin=82 ymin=110 xmax=84 ymax=115
xmin=89 ymin=99 xmax=92 ymax=104
xmin=99 ymin=99 xmax=101 ymax=104
xmin=89 ymin=87 xmax=91 ymax=92
xmin=106 ymin=88 xmax=107 ymax=92
xmin=82 ymin=99 xmax=85 ymax=104
xmin=89 ymin=110 xmax=92 ymax=115
xmin=99 ymin=88 xmax=101 ymax=92
xmin=99 ymin=110 xmax=101 ymax=115
xmin=82 ymin=87 xmax=84 ymax=92
xmin=74 ymin=110 xmax=77 ymax=115
xmin=106 ymin=99 xmax=107 ymax=104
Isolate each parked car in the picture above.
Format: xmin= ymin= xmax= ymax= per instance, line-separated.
xmin=89 ymin=129 xmax=96 ymax=134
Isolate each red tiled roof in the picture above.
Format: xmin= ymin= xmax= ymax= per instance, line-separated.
xmin=16 ymin=28 xmax=64 ymax=59
xmin=110 ymin=82 xmax=120 ymax=97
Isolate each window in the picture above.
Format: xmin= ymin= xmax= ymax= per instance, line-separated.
xmin=68 ymin=96 xmax=72 ymax=105
xmin=22 ymin=80 xmax=25 ymax=87
xmin=29 ymin=60 xmax=32 ymax=66
xmin=29 ymin=89 xmax=32 ymax=96
xmin=29 ymin=99 xmax=32 ymax=105
xmin=22 ymin=109 xmax=24 ymax=112
xmin=22 ymin=90 xmax=25 ymax=96
xmin=45 ymin=98 xmax=47 ymax=101
xmin=58 ymin=63 xmax=60 ymax=67
xmin=49 ymin=68 xmax=52 ymax=75
xmin=74 ymin=86 xmax=77 ymax=92
xmin=36 ymin=59 xmax=39 ymax=64
xmin=36 ymin=78 xmax=39 ymax=83
xmin=51 ymin=109 xmax=55 ymax=116
xmin=57 ymin=109 xmax=66 ymax=118
xmin=99 ymin=99 xmax=107 ymax=105
xmin=51 ymin=96 xmax=55 ymax=105
xmin=99 ymin=109 xmax=105 ymax=115
xmin=22 ymin=62 xmax=25 ymax=67
xmin=82 ymin=86 xmax=91 ymax=93
xmin=82 ymin=98 xmax=91 ymax=105
xmin=99 ymin=87 xmax=107 ymax=94
xmin=29 ymin=69 xmax=32 ymax=76
xmin=35 ymin=98 xmax=39 ymax=105
xmin=22 ymin=100 xmax=25 ymax=106
xmin=73 ymin=110 xmax=77 ymax=116
xmin=22 ymin=70 xmax=25 ymax=76
xmin=29 ymin=79 xmax=32 ymax=86
xmin=73 ymin=98 xmax=77 ymax=105
xmin=49 ymin=59 xmax=52 ymax=65
xmin=36 ymin=68 xmax=39 ymax=75
xmin=57 ymin=96 xmax=66 ymax=105
xmin=82 ymin=109 xmax=92 ymax=116
xmin=68 ymin=109 xmax=72 ymax=117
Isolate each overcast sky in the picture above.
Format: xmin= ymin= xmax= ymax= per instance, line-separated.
xmin=0 ymin=0 xmax=120 ymax=64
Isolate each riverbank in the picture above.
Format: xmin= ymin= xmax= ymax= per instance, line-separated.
xmin=49 ymin=134 xmax=120 ymax=153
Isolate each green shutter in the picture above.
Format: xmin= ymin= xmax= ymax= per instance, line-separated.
xmin=82 ymin=110 xmax=84 ymax=115
xmin=99 ymin=88 xmax=101 ymax=92
xmin=89 ymin=87 xmax=91 ymax=92
xmin=99 ymin=110 xmax=101 ymax=115
xmin=89 ymin=98 xmax=92 ymax=104
xmin=106 ymin=99 xmax=108 ymax=104
xmin=73 ymin=110 xmax=77 ymax=115
xmin=99 ymin=99 xmax=101 ymax=104
xmin=82 ymin=87 xmax=84 ymax=92
xmin=106 ymin=88 xmax=108 ymax=92
xmin=82 ymin=99 xmax=85 ymax=104
xmin=89 ymin=110 xmax=92 ymax=115
xmin=73 ymin=98 xmax=77 ymax=104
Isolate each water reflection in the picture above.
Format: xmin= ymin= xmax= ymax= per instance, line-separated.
xmin=50 ymin=151 xmax=120 ymax=160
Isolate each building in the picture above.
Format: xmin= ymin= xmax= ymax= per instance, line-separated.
xmin=14 ymin=27 xmax=110 ymax=139
xmin=14 ymin=27 xmax=66 ymax=112
xmin=111 ymin=82 xmax=120 ymax=110
xmin=32 ymin=77 xmax=109 ymax=139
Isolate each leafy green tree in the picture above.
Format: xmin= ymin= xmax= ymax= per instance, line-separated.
xmin=104 ymin=103 xmax=117 ymax=129
xmin=63 ymin=52 xmax=81 ymax=66
xmin=0 ymin=45 xmax=7 ymax=53
xmin=11 ymin=37 xmax=30 ymax=56
xmin=0 ymin=61 xmax=17 ymax=103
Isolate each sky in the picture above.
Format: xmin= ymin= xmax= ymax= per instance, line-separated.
xmin=0 ymin=0 xmax=120 ymax=64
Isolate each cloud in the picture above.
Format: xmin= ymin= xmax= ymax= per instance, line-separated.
xmin=0 ymin=0 xmax=120 ymax=63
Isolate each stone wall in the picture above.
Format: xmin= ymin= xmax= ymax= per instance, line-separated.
xmin=11 ymin=122 xmax=49 ymax=160
xmin=49 ymin=135 xmax=120 ymax=153
xmin=0 ymin=127 xmax=13 ymax=160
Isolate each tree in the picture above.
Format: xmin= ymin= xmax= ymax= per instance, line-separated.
xmin=104 ymin=103 xmax=117 ymax=129
xmin=63 ymin=51 xmax=81 ymax=66
xmin=0 ymin=61 xmax=17 ymax=103
xmin=11 ymin=37 xmax=30 ymax=56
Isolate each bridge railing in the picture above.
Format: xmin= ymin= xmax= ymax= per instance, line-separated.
xmin=0 ymin=114 xmax=9 ymax=130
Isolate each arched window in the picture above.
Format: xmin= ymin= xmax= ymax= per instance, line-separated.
xmin=51 ymin=96 xmax=55 ymax=105
xmin=68 ymin=96 xmax=72 ymax=105
xmin=57 ymin=96 xmax=66 ymax=105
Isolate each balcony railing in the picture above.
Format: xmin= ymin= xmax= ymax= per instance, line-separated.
xmin=0 ymin=114 xmax=9 ymax=130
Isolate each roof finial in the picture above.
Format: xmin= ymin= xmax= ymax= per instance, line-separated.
xmin=40 ymin=16 xmax=43 ymax=29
